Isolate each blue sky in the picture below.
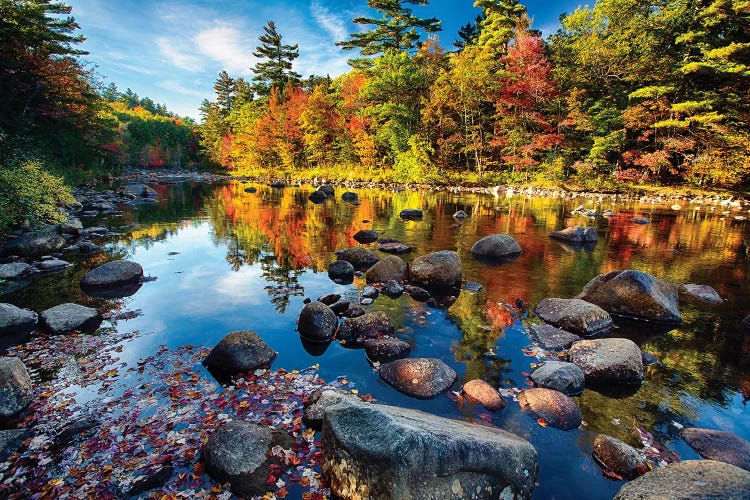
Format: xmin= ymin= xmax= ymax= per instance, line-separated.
xmin=67 ymin=0 xmax=583 ymax=118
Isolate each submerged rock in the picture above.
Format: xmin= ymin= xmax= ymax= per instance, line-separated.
xmin=0 ymin=429 xmax=30 ymax=461
xmin=80 ymin=260 xmax=144 ymax=289
xmin=518 ymin=388 xmax=582 ymax=430
xmin=353 ymin=230 xmax=379 ymax=244
xmin=341 ymin=192 xmax=358 ymax=202
xmin=404 ymin=284 xmax=431 ymax=302
xmin=363 ymin=337 xmax=411 ymax=364
xmin=549 ymin=226 xmax=598 ymax=242
xmin=365 ymin=255 xmax=407 ymax=284
xmin=379 ymin=358 xmax=457 ymax=399
xmin=462 ymin=379 xmax=506 ymax=411
xmin=40 ymin=303 xmax=102 ymax=334
xmin=35 ymin=259 xmax=71 ymax=273
xmin=534 ymin=298 xmax=614 ymax=336
xmin=568 ymin=338 xmax=644 ymax=385
xmin=308 ymin=190 xmax=328 ymax=203
xmin=297 ymin=302 xmax=338 ymax=343
xmin=0 ymin=303 xmax=38 ymax=337
xmin=593 ymin=435 xmax=647 ymax=480
xmin=376 ymin=240 xmax=412 ymax=254
xmin=337 ymin=311 xmax=393 ymax=344
xmin=681 ymin=428 xmax=750 ymax=471
xmin=680 ymin=284 xmax=722 ymax=304
xmin=320 ymin=392 xmax=538 ymax=499
xmin=0 ymin=263 xmax=31 ymax=281
xmin=470 ymin=234 xmax=522 ymax=262
xmin=0 ymin=357 xmax=34 ymax=421
xmin=2 ymin=232 xmax=66 ymax=257
xmin=614 ymin=460 xmax=750 ymax=500
xmin=317 ymin=293 xmax=341 ymax=306
xmin=530 ymin=361 xmax=585 ymax=396
xmin=409 ymin=250 xmax=462 ymax=293
xmin=399 ymin=208 xmax=423 ymax=220
xmin=335 ymin=247 xmax=380 ymax=269
xmin=203 ymin=330 xmax=277 ymax=374
xmin=528 ymin=324 xmax=581 ymax=352
xmin=327 ymin=260 xmax=354 ymax=284
xmin=577 ymin=270 xmax=681 ymax=323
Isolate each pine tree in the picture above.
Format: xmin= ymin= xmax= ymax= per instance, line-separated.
xmin=454 ymin=14 xmax=484 ymax=49
xmin=474 ymin=0 xmax=527 ymax=56
xmin=337 ymin=0 xmax=442 ymax=61
xmin=251 ymin=21 xmax=301 ymax=97
xmin=214 ymin=70 xmax=235 ymax=117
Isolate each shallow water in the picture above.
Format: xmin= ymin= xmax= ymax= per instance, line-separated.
xmin=6 ymin=181 xmax=750 ymax=499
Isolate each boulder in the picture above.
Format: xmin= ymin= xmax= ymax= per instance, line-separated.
xmin=344 ymin=305 xmax=366 ymax=318
xmin=341 ymin=192 xmax=358 ymax=202
xmin=80 ymin=260 xmax=144 ymax=289
xmin=409 ymin=250 xmax=462 ymax=293
xmin=203 ymin=330 xmax=277 ymax=374
xmin=453 ymin=210 xmax=469 ymax=220
xmin=338 ymin=311 xmax=393 ymax=344
xmin=303 ymin=389 xmax=360 ymax=430
xmin=297 ymin=302 xmax=338 ymax=342
xmin=593 ymin=435 xmax=647 ymax=480
xmin=0 ymin=357 xmax=34 ymax=421
xmin=379 ymin=358 xmax=456 ymax=399
xmin=243 ymin=186 xmax=257 ymax=193
xmin=528 ymin=324 xmax=581 ymax=352
xmin=40 ymin=303 xmax=102 ymax=334
xmin=549 ymin=226 xmax=598 ymax=242
xmin=308 ymin=190 xmax=328 ymax=203
xmin=404 ymin=285 xmax=431 ymax=302
xmin=0 ymin=263 xmax=31 ymax=281
xmin=353 ymin=230 xmax=379 ymax=244
xmin=462 ymin=379 xmax=506 ymax=411
xmin=377 ymin=240 xmax=412 ymax=254
xmin=470 ymin=234 xmax=522 ymax=261
xmin=362 ymin=286 xmax=379 ymax=299
xmin=203 ymin=421 xmax=291 ymax=499
xmin=0 ymin=303 xmax=38 ymax=337
xmin=124 ymin=184 xmax=157 ymax=199
xmin=59 ymin=218 xmax=83 ymax=235
xmin=318 ymin=185 xmax=335 ymax=196
xmin=518 ymin=388 xmax=582 ymax=430
xmin=328 ymin=260 xmax=354 ymax=284
xmin=320 ymin=392 xmax=538 ymax=499
xmin=681 ymin=284 xmax=722 ymax=304
xmin=681 ymin=428 xmax=750 ymax=471
xmin=464 ymin=282 xmax=484 ymax=293
xmin=530 ymin=361 xmax=585 ymax=396
xmin=2 ymin=232 xmax=66 ymax=257
xmin=614 ymin=460 xmax=750 ymax=500
xmin=317 ymin=293 xmax=341 ymax=306
xmin=568 ymin=338 xmax=644 ymax=385
xmin=270 ymin=179 xmax=286 ymax=188
xmin=365 ymin=255 xmax=407 ymax=284
xmin=576 ymin=270 xmax=681 ymax=323
xmin=399 ymin=208 xmax=423 ymax=220
xmin=335 ymin=247 xmax=380 ymax=269
xmin=383 ymin=280 xmax=405 ymax=297
xmin=534 ymin=298 xmax=614 ymax=336
xmin=35 ymin=259 xmax=71 ymax=273
xmin=364 ymin=338 xmax=411 ymax=364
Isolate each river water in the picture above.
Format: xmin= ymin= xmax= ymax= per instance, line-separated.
xmin=6 ymin=181 xmax=750 ymax=499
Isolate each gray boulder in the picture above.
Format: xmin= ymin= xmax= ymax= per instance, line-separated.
xmin=297 ymin=302 xmax=338 ymax=342
xmin=593 ymin=434 xmax=647 ymax=480
xmin=0 ymin=357 xmax=34 ymax=421
xmin=303 ymin=389 xmax=360 ymax=430
xmin=576 ymin=270 xmax=681 ymax=323
xmin=614 ymin=460 xmax=750 ymax=500
xmin=0 ymin=303 xmax=38 ymax=337
xmin=383 ymin=280 xmax=405 ymax=297
xmin=341 ymin=192 xmax=358 ymax=202
xmin=338 ymin=311 xmax=394 ymax=344
xmin=80 ymin=260 xmax=144 ymax=289
xmin=680 ymin=284 xmax=722 ymax=304
xmin=530 ymin=361 xmax=585 ymax=396
xmin=328 ymin=260 xmax=355 ymax=284
xmin=203 ymin=330 xmax=277 ymax=374
xmin=124 ymin=184 xmax=157 ymax=199
xmin=549 ymin=226 xmax=598 ymax=242
xmin=534 ymin=298 xmax=614 ymax=336
xmin=318 ymin=185 xmax=335 ymax=196
xmin=366 ymin=255 xmax=407 ymax=284
xmin=35 ymin=259 xmax=71 ymax=273
xmin=321 ymin=392 xmax=538 ymax=499
xmin=40 ymin=303 xmax=102 ymax=334
xmin=59 ymin=218 xmax=83 ymax=235
xmin=353 ymin=230 xmax=379 ymax=244
xmin=362 ymin=286 xmax=379 ymax=299
xmin=2 ymin=232 xmax=66 ymax=257
xmin=379 ymin=358 xmax=456 ymax=399
xmin=0 ymin=263 xmax=31 ymax=281
xmin=399 ymin=208 xmax=423 ymax=220
xmin=308 ymin=190 xmax=328 ymax=203
xmin=203 ymin=421 xmax=291 ymax=498
xmin=409 ymin=250 xmax=462 ymax=293
xmin=317 ymin=293 xmax=341 ymax=306
xmin=528 ymin=324 xmax=581 ymax=352
xmin=364 ymin=338 xmax=411 ymax=364
xmin=681 ymin=428 xmax=750 ymax=471
xmin=518 ymin=388 xmax=582 ymax=430
xmin=405 ymin=285 xmax=431 ymax=302
xmin=470 ymin=234 xmax=522 ymax=261
xmin=377 ymin=240 xmax=412 ymax=254
xmin=335 ymin=247 xmax=380 ymax=269
xmin=569 ymin=338 xmax=644 ymax=385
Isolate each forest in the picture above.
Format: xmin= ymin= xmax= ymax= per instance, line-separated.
xmin=1 ymin=0 xmax=748 ymax=235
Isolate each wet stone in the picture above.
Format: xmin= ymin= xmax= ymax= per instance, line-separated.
xmin=40 ymin=303 xmax=102 ymax=335
xmin=328 ymin=260 xmax=354 ymax=284
xmin=464 ymin=282 xmax=484 ymax=293
xmin=353 ymin=230 xmax=378 ymax=244
xmin=530 ymin=361 xmax=585 ymax=396
xmin=470 ymin=234 xmax=522 ymax=261
xmin=382 ymin=280 xmax=405 ymax=297
xmin=203 ymin=330 xmax=277 ymax=374
xmin=535 ymin=298 xmax=614 ymax=336
xmin=337 ymin=311 xmax=394 ymax=344
xmin=363 ymin=338 xmax=412 ymax=364
xmin=317 ymin=293 xmax=341 ymax=306
xmin=404 ymin=285 xmax=430 ymax=302
xmin=518 ymin=388 xmax=582 ymax=430
xmin=681 ymin=428 xmax=750 ymax=471
xmin=297 ymin=302 xmax=338 ymax=343
xmin=376 ymin=241 xmax=412 ymax=254
xmin=379 ymin=358 xmax=457 ymax=399
xmin=335 ymin=247 xmax=380 ymax=269
xmin=593 ymin=434 xmax=647 ymax=480
xmin=0 ymin=263 xmax=31 ymax=281
xmin=80 ymin=260 xmax=144 ymax=289
xmin=366 ymin=255 xmax=407 ymax=284
xmin=362 ymin=286 xmax=379 ymax=299
xmin=681 ymin=284 xmax=722 ymax=304
xmin=399 ymin=208 xmax=423 ymax=220
xmin=0 ymin=357 xmax=34 ymax=421
xmin=528 ymin=324 xmax=581 ymax=352
xmin=0 ymin=303 xmax=38 ymax=337
xmin=462 ymin=379 xmax=506 ymax=411
xmin=330 ymin=300 xmax=350 ymax=316
xmin=568 ymin=338 xmax=644 ymax=385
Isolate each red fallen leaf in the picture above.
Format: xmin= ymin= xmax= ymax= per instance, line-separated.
xmin=276 ymin=487 xmax=288 ymax=498
xmin=602 ymin=469 xmax=624 ymax=481
xmin=359 ymin=393 xmax=374 ymax=402
xmin=537 ymin=418 xmax=548 ymax=427
xmin=479 ymin=413 xmax=493 ymax=423
xmin=635 ymin=465 xmax=647 ymax=476
xmin=521 ymin=372 xmax=530 ymax=377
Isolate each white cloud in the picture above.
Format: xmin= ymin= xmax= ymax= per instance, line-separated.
xmin=310 ymin=1 xmax=349 ymax=43
xmin=194 ymin=25 xmax=258 ymax=75
xmin=156 ymin=80 xmax=206 ymax=98
xmin=156 ymin=36 xmax=202 ymax=71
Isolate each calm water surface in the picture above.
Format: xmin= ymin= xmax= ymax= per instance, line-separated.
xmin=7 ymin=181 xmax=750 ymax=499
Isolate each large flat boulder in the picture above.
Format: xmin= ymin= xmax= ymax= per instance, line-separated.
xmin=470 ymin=234 xmax=522 ymax=262
xmin=202 ymin=330 xmax=277 ymax=374
xmin=577 ymin=270 xmax=681 ymax=323
xmin=379 ymin=358 xmax=456 ymax=399
xmin=320 ymin=392 xmax=538 ymax=499
xmin=680 ymin=284 xmax=722 ymax=304
xmin=40 ymin=303 xmax=102 ymax=334
xmin=409 ymin=250 xmax=462 ymax=293
xmin=80 ymin=260 xmax=144 ymax=289
xmin=518 ymin=388 xmax=582 ymax=430
xmin=681 ymin=428 xmax=750 ymax=471
xmin=366 ymin=255 xmax=407 ymax=284
xmin=0 ymin=357 xmax=34 ymax=421
xmin=534 ymin=298 xmax=614 ymax=336
xmin=568 ymin=338 xmax=644 ymax=385
xmin=528 ymin=324 xmax=581 ymax=352
xmin=0 ymin=303 xmax=38 ymax=337
xmin=2 ymin=232 xmax=65 ymax=257
xmin=614 ymin=460 xmax=750 ymax=500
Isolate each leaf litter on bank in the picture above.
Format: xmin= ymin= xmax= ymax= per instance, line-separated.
xmin=0 ymin=330 xmax=352 ymax=499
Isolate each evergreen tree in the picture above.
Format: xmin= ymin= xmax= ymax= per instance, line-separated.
xmin=454 ymin=14 xmax=484 ymax=49
xmin=337 ymin=0 xmax=442 ymax=62
xmin=475 ymin=0 xmax=527 ymax=56
xmin=101 ymin=82 xmax=119 ymax=102
xmin=214 ymin=70 xmax=235 ymax=116
xmin=251 ymin=21 xmax=301 ymax=97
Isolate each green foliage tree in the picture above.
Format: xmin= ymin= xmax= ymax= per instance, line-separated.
xmin=214 ymin=70 xmax=235 ymax=117
xmin=251 ymin=21 xmax=301 ymax=97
